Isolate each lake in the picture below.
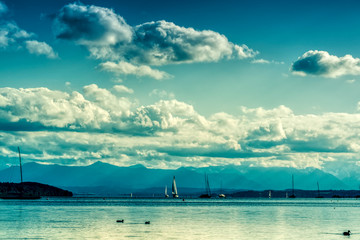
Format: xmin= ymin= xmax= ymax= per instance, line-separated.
xmin=0 ymin=198 xmax=358 ymax=239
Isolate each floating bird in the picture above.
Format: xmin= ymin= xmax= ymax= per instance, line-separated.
xmin=145 ymin=221 xmax=150 ymax=224
xmin=116 ymin=219 xmax=124 ymax=223
xmin=343 ymin=230 xmax=351 ymax=236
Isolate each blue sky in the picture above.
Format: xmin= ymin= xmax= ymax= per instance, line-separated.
xmin=1 ymin=0 xmax=360 ymax=179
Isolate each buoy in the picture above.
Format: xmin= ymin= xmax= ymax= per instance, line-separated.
xmin=116 ymin=219 xmax=124 ymax=223
xmin=145 ymin=221 xmax=150 ymax=224
xmin=343 ymin=230 xmax=351 ymax=236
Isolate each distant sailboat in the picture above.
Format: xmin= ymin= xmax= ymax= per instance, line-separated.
xmin=268 ymin=190 xmax=272 ymax=199
xmin=172 ymin=176 xmax=178 ymax=198
xmin=0 ymin=147 xmax=40 ymax=199
xmin=199 ymin=173 xmax=211 ymax=198
xmin=218 ymin=180 xmax=225 ymax=198
xmin=289 ymin=174 xmax=296 ymax=198
xmin=315 ymin=181 xmax=323 ymax=198
xmin=165 ymin=185 xmax=169 ymax=198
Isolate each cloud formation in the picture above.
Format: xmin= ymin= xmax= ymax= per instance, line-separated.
xmin=112 ymin=85 xmax=134 ymax=94
xmin=53 ymin=3 xmax=133 ymax=46
xmin=53 ymin=2 xmax=257 ymax=79
xmin=291 ymin=50 xmax=360 ymax=78
xmin=100 ymin=61 xmax=171 ymax=80
xmin=1 ymin=85 xmax=360 ymax=172
xmin=0 ymin=22 xmax=32 ymax=48
xmin=0 ymin=2 xmax=57 ymax=58
xmin=25 ymin=40 xmax=58 ymax=59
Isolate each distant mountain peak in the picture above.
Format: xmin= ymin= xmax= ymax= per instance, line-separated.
xmin=129 ymin=164 xmax=147 ymax=169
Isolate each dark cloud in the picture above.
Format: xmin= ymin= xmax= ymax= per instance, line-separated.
xmin=53 ymin=3 xmax=132 ymax=45
xmin=53 ymin=3 xmax=257 ymax=65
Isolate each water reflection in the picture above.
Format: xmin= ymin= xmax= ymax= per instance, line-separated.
xmin=0 ymin=198 xmax=358 ymax=239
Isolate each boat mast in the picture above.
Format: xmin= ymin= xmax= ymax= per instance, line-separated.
xmin=207 ymin=175 xmax=211 ymax=196
xmin=292 ymin=174 xmax=294 ymax=196
xmin=18 ymin=147 xmax=23 ymax=183
xmin=317 ymin=181 xmax=320 ymax=196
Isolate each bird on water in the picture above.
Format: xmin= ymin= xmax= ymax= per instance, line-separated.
xmin=343 ymin=230 xmax=351 ymax=236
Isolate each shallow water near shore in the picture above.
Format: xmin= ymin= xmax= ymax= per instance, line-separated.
xmin=0 ymin=198 xmax=358 ymax=239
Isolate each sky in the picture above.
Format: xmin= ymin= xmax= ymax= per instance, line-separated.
xmin=1 ymin=0 xmax=360 ymax=178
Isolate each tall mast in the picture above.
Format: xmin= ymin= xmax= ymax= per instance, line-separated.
xmin=207 ymin=175 xmax=211 ymax=196
xmin=292 ymin=174 xmax=294 ymax=196
xmin=317 ymin=181 xmax=320 ymax=196
xmin=18 ymin=147 xmax=23 ymax=183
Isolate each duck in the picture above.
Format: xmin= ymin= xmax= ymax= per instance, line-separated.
xmin=145 ymin=221 xmax=150 ymax=224
xmin=343 ymin=230 xmax=351 ymax=236
xmin=116 ymin=219 xmax=124 ymax=223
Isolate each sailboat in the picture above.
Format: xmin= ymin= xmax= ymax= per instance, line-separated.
xmin=289 ymin=174 xmax=296 ymax=198
xmin=172 ymin=176 xmax=178 ymax=198
xmin=315 ymin=181 xmax=323 ymax=198
xmin=164 ymin=185 xmax=169 ymax=198
xmin=0 ymin=147 xmax=41 ymax=199
xmin=199 ymin=173 xmax=211 ymax=198
xmin=218 ymin=180 xmax=226 ymax=198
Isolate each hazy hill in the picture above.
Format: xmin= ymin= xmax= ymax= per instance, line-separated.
xmin=0 ymin=161 xmax=352 ymax=196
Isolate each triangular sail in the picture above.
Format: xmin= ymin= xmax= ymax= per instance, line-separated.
xmin=172 ymin=176 xmax=178 ymax=197
xmin=18 ymin=147 xmax=23 ymax=183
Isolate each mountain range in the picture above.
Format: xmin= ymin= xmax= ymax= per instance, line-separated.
xmin=0 ymin=161 xmax=357 ymax=196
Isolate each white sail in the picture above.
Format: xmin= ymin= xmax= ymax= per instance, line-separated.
xmin=165 ymin=185 xmax=169 ymax=198
xmin=172 ymin=176 xmax=178 ymax=198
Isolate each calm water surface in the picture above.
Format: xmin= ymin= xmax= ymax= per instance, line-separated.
xmin=0 ymin=198 xmax=358 ymax=239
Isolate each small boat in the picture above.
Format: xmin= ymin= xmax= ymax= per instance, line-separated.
xmin=0 ymin=147 xmax=40 ymax=200
xmin=164 ymin=185 xmax=169 ymax=198
xmin=199 ymin=173 xmax=211 ymax=198
xmin=289 ymin=175 xmax=296 ymax=198
xmin=172 ymin=176 xmax=178 ymax=198
xmin=218 ymin=180 xmax=226 ymax=198
xmin=268 ymin=190 xmax=272 ymax=199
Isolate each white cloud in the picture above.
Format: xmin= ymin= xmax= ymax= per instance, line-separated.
xmin=291 ymin=50 xmax=360 ymax=78
xmin=112 ymin=85 xmax=134 ymax=94
xmin=251 ymin=58 xmax=284 ymax=64
xmin=0 ymin=3 xmax=56 ymax=58
xmin=0 ymin=22 xmax=33 ymax=48
xmin=83 ymin=84 xmax=133 ymax=118
xmin=149 ymin=89 xmax=175 ymax=99
xmin=25 ymin=40 xmax=58 ymax=59
xmin=100 ymin=61 xmax=171 ymax=80
xmin=252 ymin=58 xmax=270 ymax=64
